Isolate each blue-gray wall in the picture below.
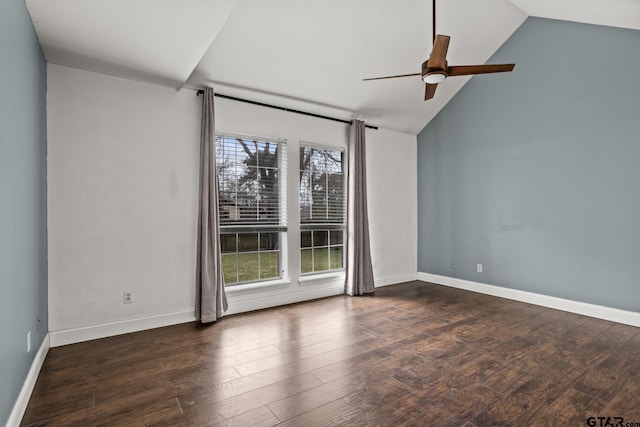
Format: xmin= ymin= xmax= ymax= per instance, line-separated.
xmin=0 ymin=0 xmax=48 ymax=424
xmin=417 ymin=17 xmax=640 ymax=312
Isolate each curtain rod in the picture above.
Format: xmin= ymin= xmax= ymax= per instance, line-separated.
xmin=196 ymin=90 xmax=378 ymax=130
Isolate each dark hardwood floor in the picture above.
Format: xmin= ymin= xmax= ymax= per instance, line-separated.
xmin=22 ymin=281 xmax=640 ymax=426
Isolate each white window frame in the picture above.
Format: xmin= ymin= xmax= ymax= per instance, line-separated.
xmin=298 ymin=141 xmax=347 ymax=277
xmin=215 ymin=132 xmax=288 ymax=286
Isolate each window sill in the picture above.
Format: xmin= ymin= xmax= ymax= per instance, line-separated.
xmin=225 ymin=279 xmax=290 ymax=295
xmin=298 ymin=271 xmax=346 ymax=286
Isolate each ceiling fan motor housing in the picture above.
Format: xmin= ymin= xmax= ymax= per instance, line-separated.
xmin=422 ymin=60 xmax=448 ymax=83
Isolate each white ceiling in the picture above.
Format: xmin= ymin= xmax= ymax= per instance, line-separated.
xmin=25 ymin=0 xmax=640 ymax=134
xmin=26 ymin=0 xmax=238 ymax=87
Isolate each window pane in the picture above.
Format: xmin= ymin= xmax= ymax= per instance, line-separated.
xmin=260 ymin=233 xmax=279 ymax=251
xmin=255 ymin=141 xmax=267 ymax=164
xmin=300 ymin=145 xmax=345 ymax=275
xmin=327 ymin=174 xmax=344 ymax=222
xmin=238 ymin=253 xmax=260 ymax=282
xmin=237 ymin=233 xmax=259 ymax=252
xmin=217 ymin=134 xmax=285 ymax=286
xmin=220 ymin=204 xmax=240 ymax=222
xmin=220 ymin=234 xmax=237 ymax=253
xmin=300 ymin=177 xmax=311 ymax=220
xmin=313 ymin=248 xmax=329 ymax=272
xmin=300 ymin=146 xmax=345 ymax=225
xmin=330 ymin=246 xmax=344 ymax=270
xmin=313 ymin=230 xmax=328 ymax=247
xmin=217 ymin=136 xmax=285 ymax=227
xmin=222 ymin=254 xmax=238 ymax=284
xmin=311 ymin=172 xmax=327 ymax=220
xmin=301 ymin=231 xmax=312 ymax=248
xmin=239 ymin=204 xmax=258 ymax=222
xmin=301 ymin=249 xmax=313 ymax=274
xmin=330 ymin=230 xmax=343 ymax=246
xmin=260 ymin=252 xmax=279 ymax=280
xmin=259 ymin=168 xmax=279 ymax=223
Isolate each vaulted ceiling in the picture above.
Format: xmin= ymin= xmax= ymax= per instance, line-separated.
xmin=25 ymin=0 xmax=640 ymax=134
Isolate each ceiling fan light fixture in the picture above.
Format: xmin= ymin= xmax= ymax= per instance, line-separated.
xmin=362 ymin=0 xmax=515 ymax=100
xmin=423 ymin=72 xmax=447 ymax=84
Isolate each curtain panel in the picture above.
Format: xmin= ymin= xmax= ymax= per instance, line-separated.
xmin=345 ymin=119 xmax=375 ymax=296
xmin=195 ymin=86 xmax=228 ymax=322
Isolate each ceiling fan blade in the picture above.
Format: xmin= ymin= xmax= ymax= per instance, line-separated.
xmin=446 ymin=63 xmax=515 ymax=76
xmin=427 ymin=35 xmax=450 ymax=69
xmin=425 ymin=83 xmax=438 ymax=100
xmin=362 ymin=73 xmax=421 ymax=81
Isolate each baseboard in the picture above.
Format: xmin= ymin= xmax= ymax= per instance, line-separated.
xmin=49 ymin=310 xmax=196 ymax=347
xmin=418 ymin=272 xmax=640 ymax=328
xmin=375 ymin=273 xmax=418 ymax=288
xmin=48 ymin=274 xmax=416 ymax=348
xmin=49 ymin=286 xmax=345 ymax=346
xmin=6 ymin=333 xmax=50 ymax=427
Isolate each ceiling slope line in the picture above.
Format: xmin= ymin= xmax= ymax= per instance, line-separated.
xmin=178 ymin=0 xmax=239 ymax=90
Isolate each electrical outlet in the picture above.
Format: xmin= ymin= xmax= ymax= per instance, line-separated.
xmin=477 ymin=264 xmax=483 ymax=273
xmin=124 ymin=291 xmax=133 ymax=304
xmin=451 ymin=263 xmax=457 ymax=270
xmin=27 ymin=331 xmax=31 ymax=353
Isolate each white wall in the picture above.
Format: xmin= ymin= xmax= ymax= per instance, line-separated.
xmin=47 ymin=65 xmax=200 ymax=339
xmin=47 ymin=64 xmax=417 ymax=344
xmin=366 ymin=128 xmax=417 ymax=286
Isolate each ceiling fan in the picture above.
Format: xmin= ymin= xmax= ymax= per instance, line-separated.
xmin=363 ymin=0 xmax=515 ymax=100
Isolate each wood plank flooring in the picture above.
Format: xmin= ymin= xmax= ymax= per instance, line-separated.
xmin=22 ymin=281 xmax=640 ymax=426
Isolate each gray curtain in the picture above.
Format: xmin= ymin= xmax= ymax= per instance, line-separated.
xmin=195 ymin=86 xmax=228 ymax=323
xmin=345 ymin=119 xmax=375 ymax=296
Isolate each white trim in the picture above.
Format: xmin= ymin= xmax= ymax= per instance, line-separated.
xmin=215 ymin=130 xmax=286 ymax=145
xmin=7 ymin=333 xmax=50 ymax=427
xmin=225 ymin=279 xmax=291 ymax=295
xmin=418 ymin=272 xmax=640 ymax=328
xmin=375 ymin=273 xmax=418 ymax=288
xmin=299 ymin=140 xmax=346 ymax=152
xmin=225 ymin=284 xmax=344 ymax=315
xmin=49 ymin=309 xmax=196 ymax=347
xmin=298 ymin=271 xmax=345 ymax=286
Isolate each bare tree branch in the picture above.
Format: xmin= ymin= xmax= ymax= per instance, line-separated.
xmin=236 ymin=138 xmax=255 ymax=161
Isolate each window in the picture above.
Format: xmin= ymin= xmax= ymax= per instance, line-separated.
xmin=216 ymin=134 xmax=287 ymax=285
xmin=299 ymin=145 xmax=346 ymax=274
